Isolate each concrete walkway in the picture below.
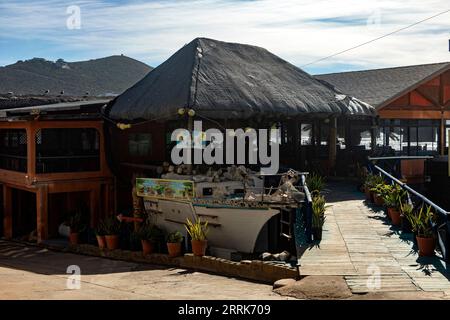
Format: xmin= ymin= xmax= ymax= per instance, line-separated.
xmin=0 ymin=241 xmax=291 ymax=300
xmin=299 ymin=182 xmax=450 ymax=294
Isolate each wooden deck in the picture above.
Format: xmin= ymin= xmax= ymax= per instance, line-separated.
xmin=298 ymin=182 xmax=450 ymax=294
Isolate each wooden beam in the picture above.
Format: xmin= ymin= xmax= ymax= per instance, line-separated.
xmin=36 ymin=185 xmax=48 ymax=243
xmin=2 ymin=185 xmax=13 ymax=239
xmin=378 ymin=110 xmax=445 ymax=119
xmin=441 ymin=113 xmax=445 ymax=156
xmin=329 ymin=117 xmax=337 ymax=175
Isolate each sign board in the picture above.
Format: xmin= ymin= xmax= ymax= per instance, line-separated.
xmin=136 ymin=178 xmax=195 ymax=200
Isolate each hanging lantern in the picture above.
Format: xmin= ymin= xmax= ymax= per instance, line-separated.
xmin=188 ymin=109 xmax=196 ymax=117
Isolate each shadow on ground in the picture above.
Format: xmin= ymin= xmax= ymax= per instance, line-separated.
xmin=0 ymin=240 xmax=171 ymax=276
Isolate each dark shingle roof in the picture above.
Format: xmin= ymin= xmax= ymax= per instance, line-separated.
xmin=106 ymin=38 xmax=374 ymax=120
xmin=316 ymin=62 xmax=450 ymax=109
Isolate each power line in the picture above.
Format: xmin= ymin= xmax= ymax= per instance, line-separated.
xmin=301 ymin=8 xmax=450 ymax=68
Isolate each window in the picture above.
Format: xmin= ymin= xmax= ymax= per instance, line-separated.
xmin=379 ymin=119 xmax=439 ymax=156
xmin=300 ymin=124 xmax=313 ymax=145
xmin=36 ymin=128 xmax=100 ymax=173
xmin=129 ymin=133 xmax=152 ymax=156
xmin=0 ymin=129 xmax=27 ymax=172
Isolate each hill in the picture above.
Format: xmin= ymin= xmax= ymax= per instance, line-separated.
xmin=0 ymin=55 xmax=152 ymax=96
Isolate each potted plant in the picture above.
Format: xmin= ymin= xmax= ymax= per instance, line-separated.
xmin=408 ymin=205 xmax=436 ymax=257
xmin=66 ymin=211 xmax=85 ymax=245
xmin=312 ymin=195 xmax=327 ymax=241
xmin=371 ymin=183 xmax=387 ymax=207
xmin=384 ymin=184 xmax=406 ymax=226
xmin=185 ymin=217 xmax=209 ymax=256
xmin=306 ymin=173 xmax=325 ymax=197
xmin=167 ymin=231 xmax=184 ymax=257
xmin=399 ymin=201 xmax=414 ymax=233
xmin=103 ymin=216 xmax=121 ymax=250
xmin=364 ymin=174 xmax=383 ymax=203
xmin=139 ymin=223 xmax=156 ymax=255
xmin=95 ymin=220 xmax=106 ymax=249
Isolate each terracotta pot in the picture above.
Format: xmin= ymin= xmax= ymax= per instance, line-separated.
xmin=416 ymin=236 xmax=436 ymax=257
xmin=96 ymin=235 xmax=106 ymax=249
xmin=141 ymin=240 xmax=154 ymax=255
xmin=365 ymin=187 xmax=372 ymax=201
xmin=167 ymin=242 xmax=182 ymax=257
xmin=191 ymin=240 xmax=207 ymax=256
xmin=69 ymin=232 xmax=79 ymax=245
xmin=312 ymin=227 xmax=323 ymax=241
xmin=388 ymin=207 xmax=401 ymax=226
xmin=105 ymin=235 xmax=119 ymax=250
xmin=374 ymin=194 xmax=384 ymax=206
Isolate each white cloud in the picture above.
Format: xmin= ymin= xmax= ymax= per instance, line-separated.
xmin=0 ymin=0 xmax=449 ymax=72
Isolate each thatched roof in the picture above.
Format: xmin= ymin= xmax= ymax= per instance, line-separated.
xmin=106 ymin=38 xmax=374 ymax=121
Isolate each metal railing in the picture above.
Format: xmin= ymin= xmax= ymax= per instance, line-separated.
xmin=373 ymin=164 xmax=450 ymax=260
xmin=300 ymin=173 xmax=313 ymax=243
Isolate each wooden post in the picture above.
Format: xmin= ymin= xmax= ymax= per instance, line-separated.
xmin=440 ymin=113 xmax=445 ymax=156
xmin=371 ymin=118 xmax=377 ymax=152
xmin=3 ymin=185 xmax=13 ymax=239
xmin=27 ymin=124 xmax=36 ymax=177
xmin=90 ymin=185 xmax=100 ymax=228
xmin=329 ymin=117 xmax=337 ymax=175
xmin=292 ymin=120 xmax=300 ymax=169
xmin=187 ymin=114 xmax=195 ymax=174
xmin=36 ymin=185 xmax=48 ymax=243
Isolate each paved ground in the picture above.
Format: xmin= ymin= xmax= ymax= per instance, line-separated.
xmin=0 ymin=241 xmax=290 ymax=300
xmin=298 ymin=182 xmax=450 ymax=296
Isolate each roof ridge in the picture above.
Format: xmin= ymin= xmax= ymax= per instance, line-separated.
xmin=316 ymin=61 xmax=450 ymax=76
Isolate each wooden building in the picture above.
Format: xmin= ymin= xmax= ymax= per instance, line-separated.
xmin=317 ymin=62 xmax=450 ymax=156
xmin=0 ymin=100 xmax=114 ymax=243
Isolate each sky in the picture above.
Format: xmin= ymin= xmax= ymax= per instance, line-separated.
xmin=0 ymin=0 xmax=449 ymax=74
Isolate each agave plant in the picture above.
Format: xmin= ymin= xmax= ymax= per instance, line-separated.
xmin=312 ymin=195 xmax=328 ymax=229
xmin=185 ymin=217 xmax=209 ymax=241
xmin=306 ymin=173 xmax=325 ymax=196
xmin=399 ymin=201 xmax=414 ymax=219
xmin=407 ymin=205 xmax=435 ymax=238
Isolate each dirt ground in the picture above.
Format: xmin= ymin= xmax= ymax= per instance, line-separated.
xmin=0 ymin=241 xmax=291 ymax=300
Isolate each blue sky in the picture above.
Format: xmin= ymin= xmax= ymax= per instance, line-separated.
xmin=0 ymin=0 xmax=449 ymax=74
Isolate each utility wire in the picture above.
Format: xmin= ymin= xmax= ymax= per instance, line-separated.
xmin=301 ymin=8 xmax=450 ymax=68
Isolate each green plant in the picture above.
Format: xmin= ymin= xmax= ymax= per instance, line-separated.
xmin=95 ymin=219 xmax=106 ymax=236
xmin=306 ymin=173 xmax=325 ymax=196
xmin=383 ymin=184 xmax=406 ymax=210
xmin=312 ymin=195 xmax=328 ymax=229
xmin=407 ymin=205 xmax=435 ymax=238
xmin=103 ymin=216 xmax=121 ymax=235
xmin=138 ymin=223 xmax=164 ymax=242
xmin=167 ymin=231 xmax=184 ymax=243
xmin=399 ymin=201 xmax=414 ymax=219
xmin=185 ymin=217 xmax=208 ymax=241
xmin=66 ymin=211 xmax=85 ymax=233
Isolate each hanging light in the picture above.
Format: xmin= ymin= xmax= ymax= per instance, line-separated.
xmin=117 ymin=123 xmax=132 ymax=130
xmin=178 ymin=108 xmax=186 ymax=115
xmin=188 ymin=109 xmax=196 ymax=117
